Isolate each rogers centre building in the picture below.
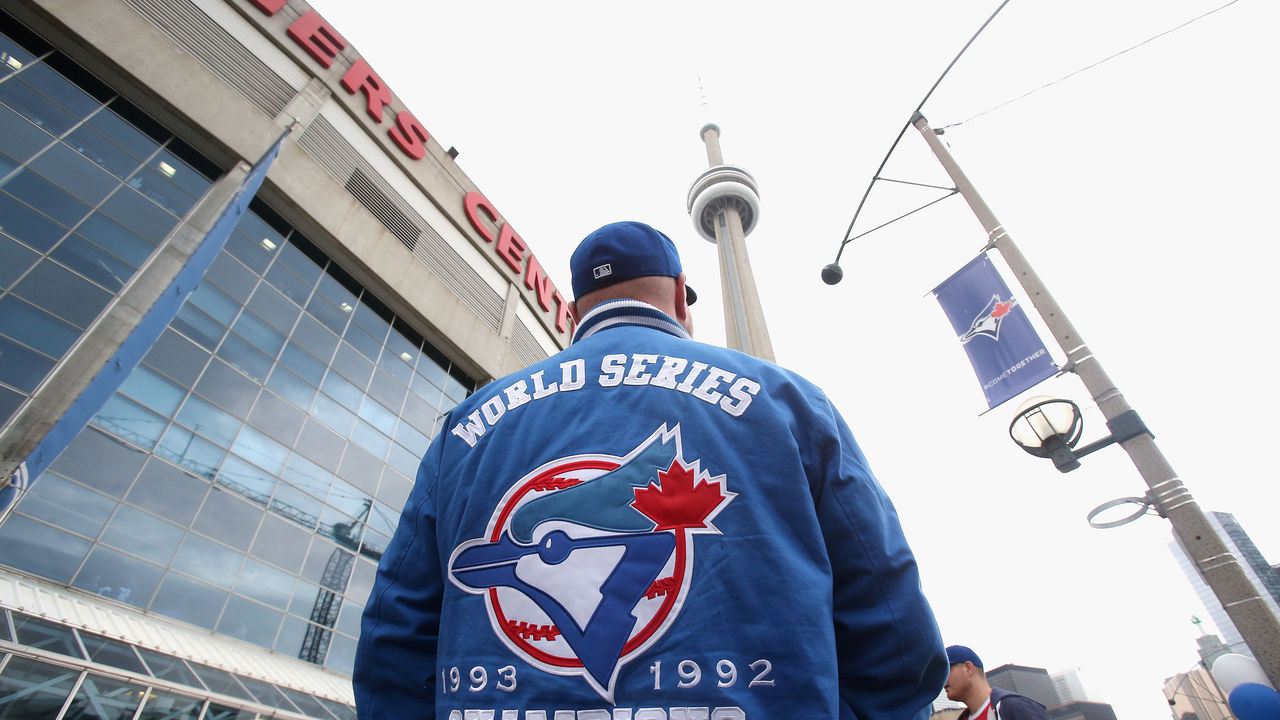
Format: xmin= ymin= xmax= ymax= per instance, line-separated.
xmin=0 ymin=0 xmax=573 ymax=717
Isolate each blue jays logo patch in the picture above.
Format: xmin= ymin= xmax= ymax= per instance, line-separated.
xmin=960 ymin=293 xmax=1017 ymax=344
xmin=447 ymin=424 xmax=734 ymax=701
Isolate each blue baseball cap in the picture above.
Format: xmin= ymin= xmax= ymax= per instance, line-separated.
xmin=946 ymin=645 xmax=983 ymax=669
xmin=570 ymin=221 xmax=696 ymax=304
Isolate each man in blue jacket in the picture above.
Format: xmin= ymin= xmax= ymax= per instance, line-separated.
xmin=354 ymin=221 xmax=947 ymax=719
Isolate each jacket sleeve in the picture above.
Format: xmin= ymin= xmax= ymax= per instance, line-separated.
xmin=809 ymin=396 xmax=948 ymax=720
xmin=353 ymin=428 xmax=447 ymax=720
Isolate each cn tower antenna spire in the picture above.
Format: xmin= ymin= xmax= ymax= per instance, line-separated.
xmin=686 ymin=122 xmax=774 ymax=361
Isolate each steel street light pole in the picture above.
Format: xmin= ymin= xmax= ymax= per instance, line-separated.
xmin=912 ymin=111 xmax=1280 ymax=687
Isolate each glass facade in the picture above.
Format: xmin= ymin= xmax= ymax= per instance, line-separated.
xmin=0 ymin=608 xmax=356 ymax=719
xmin=0 ymin=16 xmax=220 ymax=429
xmin=0 ymin=6 xmax=474 ymax=687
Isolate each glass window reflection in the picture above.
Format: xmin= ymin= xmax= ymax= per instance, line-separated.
xmin=0 ymin=655 xmax=80 ymax=718
xmin=62 ymin=672 xmax=146 ymax=720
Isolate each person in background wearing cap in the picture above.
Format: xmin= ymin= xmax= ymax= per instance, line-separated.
xmin=945 ymin=646 xmax=1051 ymax=720
xmin=354 ymin=221 xmax=947 ymax=719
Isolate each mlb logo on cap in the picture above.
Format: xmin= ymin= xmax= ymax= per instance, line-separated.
xmin=593 ymin=264 xmax=613 ymax=280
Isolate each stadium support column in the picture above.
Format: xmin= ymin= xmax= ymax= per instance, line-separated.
xmin=686 ymin=124 xmax=774 ymax=361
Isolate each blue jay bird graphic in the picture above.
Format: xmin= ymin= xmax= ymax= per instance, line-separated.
xmin=449 ymin=435 xmax=681 ymax=693
xmin=960 ymin=294 xmax=1016 ymax=344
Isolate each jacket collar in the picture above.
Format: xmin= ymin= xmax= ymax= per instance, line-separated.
xmin=571 ymin=299 xmax=691 ymax=344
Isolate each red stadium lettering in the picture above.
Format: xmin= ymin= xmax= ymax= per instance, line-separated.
xmin=341 ymin=59 xmax=392 ymax=123
xmin=285 ymin=10 xmax=346 ymax=68
xmin=388 ymin=110 xmax=429 ymax=160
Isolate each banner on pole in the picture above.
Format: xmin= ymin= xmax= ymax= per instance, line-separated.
xmin=6 ymin=129 xmax=288 ymax=513
xmin=933 ymin=253 xmax=1057 ymax=409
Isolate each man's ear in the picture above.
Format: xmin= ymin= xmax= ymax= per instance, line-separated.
xmin=674 ymin=274 xmax=689 ymax=319
xmin=569 ymin=300 xmax=581 ymax=323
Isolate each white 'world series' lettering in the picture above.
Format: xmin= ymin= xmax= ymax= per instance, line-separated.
xmin=450 ymin=354 xmax=761 ymax=448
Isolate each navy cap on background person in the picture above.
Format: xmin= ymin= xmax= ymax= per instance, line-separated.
xmin=570 ymin=221 xmax=696 ymax=304
xmin=946 ymin=645 xmax=983 ymax=669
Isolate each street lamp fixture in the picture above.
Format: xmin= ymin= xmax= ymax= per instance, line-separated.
xmin=1009 ymin=395 xmax=1150 ymax=473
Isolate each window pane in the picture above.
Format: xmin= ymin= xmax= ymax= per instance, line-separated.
xmin=0 ymin=293 xmax=81 ymax=358
xmin=216 ymin=333 xmax=272 ymax=382
xmin=47 ymin=426 xmax=146 ymax=498
xmin=172 ymin=533 xmax=242 ymax=588
xmin=154 ymin=424 xmax=225 ymax=479
xmin=13 ymin=258 xmax=112 ymax=328
xmin=126 ymin=458 xmax=207 ymax=526
xmin=142 ymin=328 xmax=209 ymax=387
xmin=192 ymin=489 xmax=262 ymax=551
xmin=65 ymin=123 xmax=145 ymax=178
xmin=171 ymin=304 xmax=226 ymax=352
xmin=205 ymin=252 xmax=258 ymax=300
xmin=216 ymin=595 xmax=281 ymax=649
xmin=231 ymin=426 xmax=288 ymax=476
xmin=128 ymin=164 xmax=196 ymax=216
xmin=0 ymin=74 xmax=79 ymax=135
xmin=235 ymin=558 xmax=295 ymax=611
xmin=100 ymin=505 xmax=184 ymax=565
xmin=149 ymin=574 xmax=226 ymax=631
xmin=135 ymin=687 xmax=203 ymax=720
xmin=63 ymin=673 xmax=146 ymax=720
xmin=85 ymin=106 xmax=158 ymax=162
xmin=231 ymin=310 xmax=284 ymax=358
xmin=246 ymin=390 xmax=303 ymax=447
xmin=73 ymin=545 xmax=164 ymax=609
xmin=17 ymin=471 xmax=115 ymax=538
xmin=174 ymin=394 xmax=242 ymax=448
xmin=0 ymin=655 xmax=80 ymax=718
xmin=203 ymin=704 xmax=255 ymax=720
xmin=289 ymin=313 xmax=338 ymax=363
xmin=215 ymin=455 xmax=275 ymax=507
xmin=265 ymin=366 xmax=318 ymax=410
xmin=294 ymin=419 xmax=343 ymax=473
xmin=0 ymin=235 xmax=39 ymax=289
xmin=4 ymin=168 xmax=91 ymax=226
xmin=265 ymin=262 xmax=311 ymax=306
xmin=29 ymin=142 xmax=118 ymax=206
xmin=0 ymin=514 xmax=92 ymax=583
xmin=0 ymin=192 xmax=68 ymax=252
xmin=78 ymin=633 xmax=148 ymax=675
xmin=251 ymin=513 xmax=310 ymax=575
xmin=12 ymin=612 xmax=82 ymax=657
xmin=117 ymin=365 xmax=186 ymax=417
xmin=0 ymin=334 xmax=55 ymax=392
xmin=91 ymin=394 xmax=167 ymax=450
xmin=194 ymin=359 xmax=258 ymax=417
xmin=98 ymin=186 xmax=177 ymax=245
xmin=50 ymin=233 xmax=135 ymax=291
xmin=186 ymin=663 xmax=253 ymax=702
xmin=135 ymin=649 xmax=201 ymax=687
xmin=21 ymin=61 xmax=100 ymax=118
xmin=281 ymin=454 xmax=332 ymax=502
xmin=150 ymin=149 xmax=211 ymax=198
xmin=0 ymin=106 xmax=54 ymax=169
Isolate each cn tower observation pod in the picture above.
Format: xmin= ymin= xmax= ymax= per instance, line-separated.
xmin=686 ymin=165 xmax=761 ymax=243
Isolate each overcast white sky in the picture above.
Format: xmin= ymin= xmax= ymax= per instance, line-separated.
xmin=306 ymin=1 xmax=1279 ymax=717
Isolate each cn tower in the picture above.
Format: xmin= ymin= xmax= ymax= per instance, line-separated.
xmin=686 ymin=124 xmax=774 ymax=361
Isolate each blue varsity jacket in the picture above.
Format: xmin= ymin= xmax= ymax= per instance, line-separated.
xmin=354 ymin=299 xmax=947 ymax=720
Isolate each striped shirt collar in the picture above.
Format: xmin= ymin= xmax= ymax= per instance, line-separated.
xmin=571 ymin=299 xmax=691 ymax=344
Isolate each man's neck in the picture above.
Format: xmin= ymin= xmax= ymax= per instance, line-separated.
xmin=964 ymin=684 xmax=992 ymax=714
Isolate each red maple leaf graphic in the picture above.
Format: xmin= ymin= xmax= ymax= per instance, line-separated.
xmin=632 ymin=460 xmax=725 ymax=531
xmin=990 ymin=300 xmax=1013 ymax=319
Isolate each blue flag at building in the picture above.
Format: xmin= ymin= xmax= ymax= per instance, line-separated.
xmin=933 ymin=253 xmax=1057 ymax=409
xmin=1 ymin=129 xmax=288 ymax=522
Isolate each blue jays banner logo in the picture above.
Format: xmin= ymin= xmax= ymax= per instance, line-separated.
xmin=447 ymin=424 xmax=734 ymax=701
xmin=933 ymin=253 xmax=1057 ymax=410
